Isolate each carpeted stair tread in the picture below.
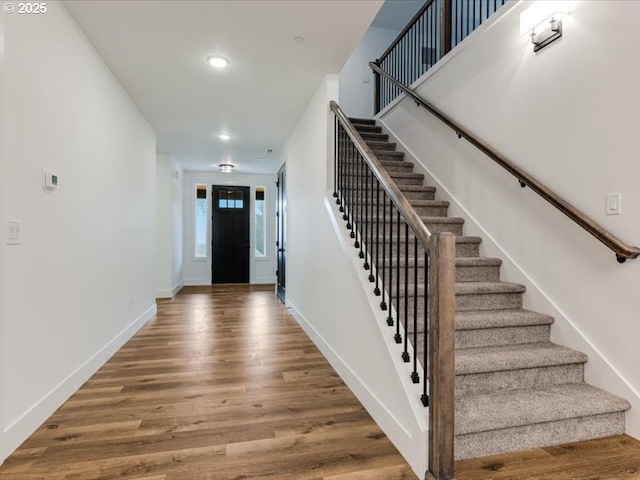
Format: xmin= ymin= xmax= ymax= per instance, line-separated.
xmin=456 ymin=309 xmax=554 ymax=330
xmin=381 ymin=255 xmax=498 ymax=268
xmin=455 ymin=383 xmax=631 ymax=436
xmin=348 ymin=117 xmax=376 ymax=125
xmin=389 ymin=172 xmax=423 ymax=180
xmin=456 ymin=342 xmax=587 ymax=375
xmin=359 ymin=132 xmax=389 ymax=142
xmin=456 ymin=281 xmax=525 ymax=295
xmin=374 ymin=233 xmax=480 ymax=244
xmin=353 ymin=124 xmax=382 ymax=133
xmin=398 ymin=185 xmax=436 ymax=193
xmin=366 ymin=141 xmax=397 ymax=150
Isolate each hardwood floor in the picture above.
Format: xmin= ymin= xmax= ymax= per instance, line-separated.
xmin=455 ymin=434 xmax=640 ymax=480
xmin=1 ymin=285 xmax=639 ymax=480
xmin=0 ymin=285 xmax=416 ymax=480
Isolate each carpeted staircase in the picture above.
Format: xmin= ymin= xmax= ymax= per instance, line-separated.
xmin=345 ymin=117 xmax=631 ymax=461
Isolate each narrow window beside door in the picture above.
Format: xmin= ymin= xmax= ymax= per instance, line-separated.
xmin=255 ymin=187 xmax=266 ymax=258
xmin=195 ymin=185 xmax=207 ymax=258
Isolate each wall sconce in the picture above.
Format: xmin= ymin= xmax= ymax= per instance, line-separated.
xmin=520 ymin=1 xmax=569 ymax=52
xmin=218 ymin=163 xmax=235 ymax=173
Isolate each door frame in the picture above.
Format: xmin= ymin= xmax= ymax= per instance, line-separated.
xmin=211 ymin=185 xmax=251 ymax=284
xmin=276 ymin=164 xmax=286 ymax=302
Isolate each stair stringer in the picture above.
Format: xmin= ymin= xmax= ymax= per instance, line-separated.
xmin=376 ymin=118 xmax=640 ymax=440
xmin=287 ymin=194 xmax=428 ymax=478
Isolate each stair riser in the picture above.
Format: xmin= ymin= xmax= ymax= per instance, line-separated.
xmin=338 ymin=140 xmax=396 ymax=150
xmin=355 ymin=203 xmax=448 ymax=217
xmin=456 ymin=292 xmax=523 ymax=311
xmin=340 ymin=163 xmax=413 ymax=174
xmin=385 ymin=292 xmax=523 ymax=323
xmin=379 ymin=263 xmax=500 ymax=283
xmin=359 ymin=133 xmax=389 ymax=142
xmin=356 ymin=203 xmax=446 ymax=217
xmin=455 ymin=412 xmax=626 ymax=460
xmin=353 ymin=189 xmax=436 ymax=201
xmin=455 ymin=364 xmax=584 ymax=397
xmin=370 ymin=237 xmax=479 ymax=257
xmin=354 ymin=125 xmax=382 ymax=133
xmin=456 ymin=325 xmax=551 ymax=349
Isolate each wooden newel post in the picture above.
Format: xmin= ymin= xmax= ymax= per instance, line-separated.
xmin=373 ymin=60 xmax=381 ymax=115
xmin=426 ymin=232 xmax=456 ymax=480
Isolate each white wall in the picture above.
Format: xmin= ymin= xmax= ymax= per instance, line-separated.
xmin=156 ymin=153 xmax=184 ymax=297
xmin=282 ymin=74 xmax=427 ymax=477
xmin=182 ymin=171 xmax=276 ymax=285
xmin=379 ymin=0 xmax=640 ymax=438
xmin=1 ymin=2 xmax=157 ymax=462
xmin=339 ymin=26 xmax=400 ymax=119
xmin=0 ymin=14 xmax=5 ymax=450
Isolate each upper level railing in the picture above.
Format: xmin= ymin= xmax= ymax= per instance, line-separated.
xmin=330 ymin=101 xmax=456 ymax=480
xmin=369 ymin=62 xmax=640 ymax=263
xmin=374 ymin=0 xmax=507 ymax=113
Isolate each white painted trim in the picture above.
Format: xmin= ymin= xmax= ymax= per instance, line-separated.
xmin=156 ymin=281 xmax=184 ymax=299
xmin=0 ymin=303 xmax=157 ymax=460
xmin=184 ymin=278 xmax=209 ymax=286
xmin=253 ymin=277 xmax=275 ymax=285
xmin=378 ymin=119 xmax=640 ymax=439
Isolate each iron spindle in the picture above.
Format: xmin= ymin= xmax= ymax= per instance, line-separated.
xmin=402 ymin=221 xmax=410 ymax=361
xmin=374 ymin=182 xmax=381 ymax=294
xmin=380 ymin=190 xmax=387 ymax=309
xmin=421 ymin=253 xmax=429 ymax=407
xmin=387 ymin=200 xmax=394 ymax=326
xmin=394 ymin=210 xmax=402 ymax=343
xmin=412 ymin=235 xmax=420 ymax=383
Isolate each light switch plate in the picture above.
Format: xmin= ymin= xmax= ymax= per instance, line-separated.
xmin=606 ymin=193 xmax=621 ymax=215
xmin=6 ymin=221 xmax=21 ymax=245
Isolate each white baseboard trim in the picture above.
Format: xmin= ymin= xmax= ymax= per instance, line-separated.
xmin=157 ymin=281 xmax=184 ymax=298
xmin=0 ymin=303 xmax=157 ymax=463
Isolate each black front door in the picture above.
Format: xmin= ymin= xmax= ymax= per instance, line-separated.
xmin=211 ymin=185 xmax=250 ymax=284
xmin=276 ymin=165 xmax=286 ymax=302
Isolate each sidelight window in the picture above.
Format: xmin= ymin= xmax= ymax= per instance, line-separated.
xmin=255 ymin=187 xmax=266 ymax=258
xmin=195 ymin=185 xmax=207 ymax=258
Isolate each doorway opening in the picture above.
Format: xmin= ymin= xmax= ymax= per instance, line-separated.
xmin=276 ymin=165 xmax=286 ymax=302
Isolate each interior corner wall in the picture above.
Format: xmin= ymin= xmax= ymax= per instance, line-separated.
xmin=0 ymin=14 xmax=6 ymax=450
xmin=338 ymin=26 xmax=400 ymax=119
xmin=282 ymin=74 xmax=426 ymax=476
xmin=379 ymin=0 xmax=640 ymax=438
xmin=155 ymin=154 xmax=184 ymax=298
xmin=182 ymin=171 xmax=277 ymax=286
xmin=1 ymin=2 xmax=157 ymax=462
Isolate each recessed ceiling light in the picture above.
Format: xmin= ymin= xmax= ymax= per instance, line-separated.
xmin=218 ymin=163 xmax=234 ymax=173
xmin=293 ymin=36 xmax=305 ymax=44
xmin=207 ymin=55 xmax=230 ymax=68
xmin=219 ymin=134 xmax=231 ymax=141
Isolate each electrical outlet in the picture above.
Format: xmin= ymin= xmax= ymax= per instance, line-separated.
xmin=606 ymin=193 xmax=621 ymax=215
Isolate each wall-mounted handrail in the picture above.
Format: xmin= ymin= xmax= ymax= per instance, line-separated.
xmin=330 ymin=100 xmax=456 ymax=480
xmin=370 ymin=62 xmax=640 ymax=263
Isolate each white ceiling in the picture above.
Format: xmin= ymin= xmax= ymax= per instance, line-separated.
xmin=63 ymin=0 xmax=384 ymax=174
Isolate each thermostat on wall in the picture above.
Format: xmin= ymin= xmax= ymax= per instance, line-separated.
xmin=43 ymin=170 xmax=58 ymax=191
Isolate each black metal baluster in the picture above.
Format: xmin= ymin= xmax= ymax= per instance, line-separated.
xmin=353 ymin=152 xmax=360 ymax=244
xmin=343 ymin=137 xmax=350 ymax=223
xmin=380 ymin=190 xmax=387 ymax=309
xmin=365 ymin=167 xmax=372 ymax=273
xmin=387 ymin=201 xmax=395 ymax=326
xmin=421 ymin=249 xmax=429 ymax=407
xmin=411 ymin=235 xmax=419 ymax=383
xmin=333 ymin=116 xmax=340 ymax=199
xmin=402 ymin=221 xmax=410 ymax=361
xmin=374 ymin=182 xmax=381 ymax=294
xmin=394 ymin=210 xmax=402 ymax=343
xmin=356 ymin=153 xmax=366 ymax=258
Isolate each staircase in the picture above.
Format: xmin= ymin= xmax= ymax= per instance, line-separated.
xmin=346 ymin=117 xmax=631 ymax=461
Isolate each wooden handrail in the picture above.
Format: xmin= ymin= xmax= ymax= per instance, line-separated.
xmin=370 ymin=62 xmax=640 ymax=263
xmin=330 ymin=100 xmax=433 ymax=252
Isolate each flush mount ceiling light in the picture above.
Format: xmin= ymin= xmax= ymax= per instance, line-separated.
xmin=293 ymin=36 xmax=306 ymax=44
xmin=520 ymin=1 xmax=569 ymax=52
xmin=207 ymin=55 xmax=230 ymax=68
xmin=219 ymin=133 xmax=231 ymax=141
xmin=218 ymin=163 xmax=234 ymax=173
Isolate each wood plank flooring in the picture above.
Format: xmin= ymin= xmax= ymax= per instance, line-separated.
xmin=455 ymin=434 xmax=640 ymax=480
xmin=1 ymin=285 xmax=639 ymax=480
xmin=0 ymin=285 xmax=416 ymax=480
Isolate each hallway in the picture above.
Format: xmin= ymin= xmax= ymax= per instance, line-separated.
xmin=0 ymin=285 xmax=415 ymax=480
